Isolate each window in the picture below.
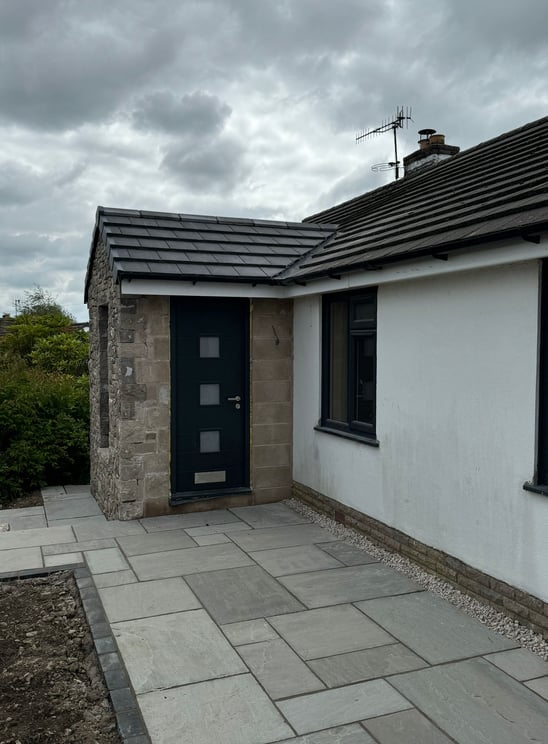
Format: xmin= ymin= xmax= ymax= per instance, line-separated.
xmin=524 ymin=260 xmax=548 ymax=496
xmin=98 ymin=305 xmax=109 ymax=447
xmin=321 ymin=289 xmax=377 ymax=439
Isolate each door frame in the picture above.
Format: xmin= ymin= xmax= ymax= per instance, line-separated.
xmin=169 ymin=296 xmax=251 ymax=504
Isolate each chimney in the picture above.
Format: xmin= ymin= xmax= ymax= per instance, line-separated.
xmin=403 ymin=129 xmax=459 ymax=176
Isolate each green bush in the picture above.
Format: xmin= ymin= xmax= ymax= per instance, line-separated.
xmin=2 ymin=309 xmax=74 ymax=361
xmin=30 ymin=331 xmax=89 ymax=376
xmin=0 ymin=360 xmax=90 ymax=503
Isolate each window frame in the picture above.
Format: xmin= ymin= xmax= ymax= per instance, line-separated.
xmin=524 ymin=260 xmax=548 ymax=495
xmin=321 ymin=289 xmax=377 ymax=440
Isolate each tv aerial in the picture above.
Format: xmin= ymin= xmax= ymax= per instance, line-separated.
xmin=356 ymin=106 xmax=412 ymax=180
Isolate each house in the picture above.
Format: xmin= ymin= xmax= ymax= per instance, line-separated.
xmin=85 ymin=115 xmax=548 ymax=638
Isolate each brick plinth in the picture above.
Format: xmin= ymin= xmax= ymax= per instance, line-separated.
xmin=292 ymin=481 xmax=548 ymax=641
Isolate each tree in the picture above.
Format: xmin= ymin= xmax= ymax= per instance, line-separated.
xmin=1 ymin=287 xmax=88 ymax=370
xmin=0 ymin=287 xmax=90 ymax=501
xmin=30 ymin=333 xmax=89 ymax=376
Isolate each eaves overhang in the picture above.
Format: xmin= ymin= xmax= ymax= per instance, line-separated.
xmin=281 ymin=221 xmax=548 ymax=285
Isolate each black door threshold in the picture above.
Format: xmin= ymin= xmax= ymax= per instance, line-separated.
xmin=170 ymin=487 xmax=252 ymax=505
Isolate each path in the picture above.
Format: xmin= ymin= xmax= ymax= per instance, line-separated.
xmin=1 ymin=485 xmax=548 ymax=743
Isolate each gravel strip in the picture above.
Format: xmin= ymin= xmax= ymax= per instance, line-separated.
xmin=287 ymin=498 xmax=548 ymax=660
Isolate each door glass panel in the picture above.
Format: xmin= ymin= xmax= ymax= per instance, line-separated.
xmin=329 ymin=300 xmax=348 ymax=422
xmin=200 ymin=336 xmax=220 ymax=358
xmin=200 ymin=430 xmax=220 ymax=453
xmin=200 ymin=383 xmax=220 ymax=406
xmin=354 ymin=334 xmax=375 ymax=425
xmin=353 ymin=298 xmax=375 ymax=323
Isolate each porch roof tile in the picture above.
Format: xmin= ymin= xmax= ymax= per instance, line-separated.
xmin=89 ymin=210 xmax=336 ymax=289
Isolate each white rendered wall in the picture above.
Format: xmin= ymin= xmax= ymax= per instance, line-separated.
xmin=293 ymin=260 xmax=548 ymax=601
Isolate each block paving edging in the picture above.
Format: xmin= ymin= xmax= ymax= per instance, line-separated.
xmin=293 ymin=480 xmax=548 ymax=642
xmin=0 ymin=563 xmax=150 ymax=744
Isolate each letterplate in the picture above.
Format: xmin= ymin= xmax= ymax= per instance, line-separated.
xmin=194 ymin=470 xmax=227 ymax=485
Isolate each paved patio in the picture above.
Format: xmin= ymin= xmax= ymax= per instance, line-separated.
xmin=1 ymin=485 xmax=548 ymax=743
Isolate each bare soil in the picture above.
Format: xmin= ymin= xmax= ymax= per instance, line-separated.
xmin=2 ymin=491 xmax=43 ymax=509
xmin=0 ymin=573 xmax=121 ymax=744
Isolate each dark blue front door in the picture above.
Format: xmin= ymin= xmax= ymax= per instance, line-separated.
xmin=171 ymin=297 xmax=249 ymax=500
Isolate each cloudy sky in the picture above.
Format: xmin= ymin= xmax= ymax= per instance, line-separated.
xmin=1 ymin=0 xmax=547 ymax=320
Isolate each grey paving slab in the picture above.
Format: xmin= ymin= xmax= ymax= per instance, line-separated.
xmin=44 ymin=552 xmax=83 ymax=567
xmin=221 ymin=618 xmax=279 ymax=646
xmin=280 ymin=564 xmax=421 ymax=608
xmin=230 ymin=523 xmax=338 ymax=552
xmin=239 ymin=638 xmax=325 ymax=699
xmin=484 ymin=647 xmax=548 ymax=681
xmin=525 ymin=676 xmax=548 ymax=701
xmin=93 ymin=569 xmax=138 ymax=588
xmin=49 ymin=515 xmax=108 ymax=527
xmin=250 ymin=544 xmax=343 ymax=577
xmin=5 ymin=515 xmax=47 ymax=530
xmin=45 ymin=497 xmax=102 ymax=521
xmin=42 ymin=491 xmax=91 ymax=502
xmin=308 ymin=643 xmax=428 ymax=687
xmin=184 ymin=521 xmax=252 ymax=536
xmin=230 ymin=502 xmax=310 ymax=529
xmin=98 ymin=577 xmax=201 ymax=622
xmin=85 ymin=547 xmax=129 ymax=574
xmin=138 ymin=674 xmax=293 ymax=744
xmin=64 ymin=484 xmax=92 ymax=494
xmin=277 ymin=679 xmax=412 ymax=735
xmin=128 ymin=543 xmax=254 ymax=581
xmin=193 ymin=533 xmax=231 ymax=545
xmin=317 ymin=541 xmax=379 ymax=566
xmin=116 ymin=529 xmax=197 ymax=557
xmin=363 ymin=709 xmax=454 ymax=744
xmin=73 ymin=520 xmax=146 ymax=541
xmin=0 ymin=546 xmax=43 ymax=572
xmin=41 ymin=486 xmax=66 ymax=496
xmin=112 ymin=609 xmax=246 ymax=694
xmin=391 ymin=658 xmax=548 ymax=744
xmin=269 ymin=604 xmax=395 ymax=660
xmin=277 ymin=725 xmax=376 ymax=744
xmin=185 ymin=565 xmax=305 ymax=624
xmin=357 ymin=592 xmax=517 ymax=664
xmin=0 ymin=524 xmax=75 ymax=549
xmin=139 ymin=509 xmax=242 ymax=532
xmin=43 ymin=538 xmax=117 ymax=555
xmin=0 ymin=506 xmax=45 ymax=519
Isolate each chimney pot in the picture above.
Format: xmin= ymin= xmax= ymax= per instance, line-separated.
xmin=403 ymin=129 xmax=459 ymax=176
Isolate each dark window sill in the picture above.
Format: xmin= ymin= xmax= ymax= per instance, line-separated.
xmin=314 ymin=425 xmax=380 ymax=447
xmin=523 ymin=482 xmax=548 ymax=497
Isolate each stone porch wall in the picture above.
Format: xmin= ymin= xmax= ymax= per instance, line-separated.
xmin=115 ymin=295 xmax=171 ymax=518
xmin=88 ymin=241 xmax=121 ymax=517
xmin=87 ymin=241 xmax=170 ymax=519
xmin=251 ymin=299 xmax=293 ymax=504
xmin=293 ymin=481 xmax=548 ymax=642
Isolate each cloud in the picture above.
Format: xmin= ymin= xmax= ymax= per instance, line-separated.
xmin=0 ymin=160 xmax=86 ymax=207
xmin=161 ymin=135 xmax=248 ymax=194
xmin=132 ymin=90 xmax=231 ymax=137
xmin=0 ymin=1 xmax=183 ymax=131
xmin=0 ymin=162 xmax=46 ymax=206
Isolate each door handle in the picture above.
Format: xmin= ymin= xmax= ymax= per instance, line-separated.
xmin=227 ymin=395 xmax=241 ymax=402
